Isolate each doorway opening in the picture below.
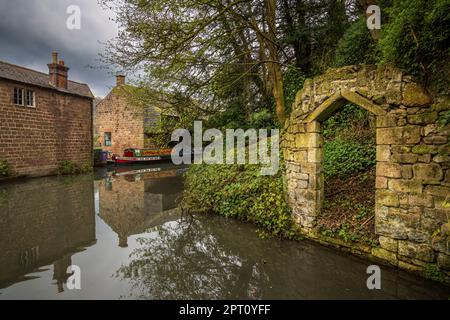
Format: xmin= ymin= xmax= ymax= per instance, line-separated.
xmin=316 ymin=102 xmax=377 ymax=246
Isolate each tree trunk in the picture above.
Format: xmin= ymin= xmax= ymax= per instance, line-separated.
xmin=265 ymin=0 xmax=286 ymax=125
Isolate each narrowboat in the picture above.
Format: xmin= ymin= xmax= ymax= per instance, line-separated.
xmin=93 ymin=149 xmax=108 ymax=167
xmin=114 ymin=148 xmax=173 ymax=165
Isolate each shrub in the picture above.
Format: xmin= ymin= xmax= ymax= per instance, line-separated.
xmin=0 ymin=160 xmax=11 ymax=177
xmin=283 ymin=64 xmax=305 ymax=115
xmin=438 ymin=110 xmax=450 ymax=127
xmin=322 ymin=104 xmax=372 ymax=140
xmin=378 ymin=0 xmax=450 ymax=90
xmin=324 ymin=138 xmax=376 ymax=178
xmin=79 ymin=162 xmax=93 ymax=174
xmin=182 ymin=162 xmax=296 ymax=238
xmin=334 ymin=17 xmax=378 ymax=67
xmin=58 ymin=161 xmax=92 ymax=175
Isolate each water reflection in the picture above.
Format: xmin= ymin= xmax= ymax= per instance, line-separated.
xmin=0 ymin=175 xmax=96 ymax=291
xmin=97 ymin=167 xmax=185 ymax=248
xmin=116 ymin=214 xmax=450 ymax=300
xmin=0 ymin=165 xmax=449 ymax=299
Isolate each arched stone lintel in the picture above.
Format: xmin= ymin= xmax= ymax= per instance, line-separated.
xmin=305 ymin=90 xmax=387 ymax=123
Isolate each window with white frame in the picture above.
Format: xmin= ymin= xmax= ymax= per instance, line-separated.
xmin=104 ymin=132 xmax=112 ymax=146
xmin=13 ymin=88 xmax=24 ymax=106
xmin=26 ymin=90 xmax=35 ymax=108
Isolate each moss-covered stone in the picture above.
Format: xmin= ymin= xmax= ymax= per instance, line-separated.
xmin=413 ymin=163 xmax=443 ymax=182
xmin=372 ymin=247 xmax=398 ymax=265
xmin=402 ymin=83 xmax=432 ymax=107
xmin=407 ymin=112 xmax=438 ymax=125
xmin=412 ymin=144 xmax=438 ymax=155
xmin=398 ymin=241 xmax=435 ymax=263
xmin=438 ymin=144 xmax=450 ymax=156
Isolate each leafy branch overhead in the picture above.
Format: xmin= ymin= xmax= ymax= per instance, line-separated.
xmin=101 ymin=0 xmax=449 ymax=128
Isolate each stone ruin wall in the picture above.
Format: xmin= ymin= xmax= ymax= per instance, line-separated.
xmin=282 ymin=64 xmax=450 ymax=276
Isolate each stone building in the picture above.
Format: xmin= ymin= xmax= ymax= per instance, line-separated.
xmin=0 ymin=52 xmax=94 ymax=177
xmin=94 ymin=75 xmax=176 ymax=156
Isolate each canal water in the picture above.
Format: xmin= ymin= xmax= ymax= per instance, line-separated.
xmin=0 ymin=164 xmax=449 ymax=300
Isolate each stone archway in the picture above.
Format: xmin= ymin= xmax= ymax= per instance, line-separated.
xmin=282 ymin=64 xmax=450 ymax=273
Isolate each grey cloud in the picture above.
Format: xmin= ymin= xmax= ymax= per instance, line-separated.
xmin=0 ymin=0 xmax=118 ymax=97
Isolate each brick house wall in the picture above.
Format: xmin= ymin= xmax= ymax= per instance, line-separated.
xmin=0 ymin=80 xmax=93 ymax=177
xmin=95 ymin=86 xmax=145 ymax=156
xmin=95 ymin=76 xmax=167 ymax=155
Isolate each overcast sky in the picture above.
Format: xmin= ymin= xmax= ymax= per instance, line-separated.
xmin=0 ymin=0 xmax=119 ymax=97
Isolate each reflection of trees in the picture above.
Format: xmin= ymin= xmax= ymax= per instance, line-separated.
xmin=116 ymin=214 xmax=450 ymax=300
xmin=116 ymin=215 xmax=270 ymax=299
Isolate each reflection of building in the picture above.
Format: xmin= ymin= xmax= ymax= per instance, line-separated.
xmin=98 ymin=169 xmax=183 ymax=247
xmin=0 ymin=175 xmax=96 ymax=291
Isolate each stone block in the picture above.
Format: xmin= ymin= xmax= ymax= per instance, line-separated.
xmin=408 ymin=194 xmax=434 ymax=208
xmin=417 ymin=154 xmax=431 ymax=163
xmin=294 ymin=151 xmax=307 ymax=163
xmin=423 ymin=135 xmax=448 ymax=145
xmin=392 ymin=153 xmax=418 ymax=164
xmin=407 ymin=229 xmax=431 ymax=243
xmin=376 ymin=176 xmax=388 ymax=189
xmin=423 ymin=124 xmax=437 ymax=136
xmin=437 ymin=253 xmax=450 ymax=271
xmin=399 ymin=194 xmax=409 ymax=207
xmin=297 ymin=173 xmax=309 ymax=180
xmin=402 ymin=83 xmax=432 ymax=107
xmin=398 ymin=241 xmax=435 ymax=262
xmin=438 ymin=144 xmax=450 ymax=156
xmin=377 ymin=190 xmax=399 ymax=207
xmin=413 ymin=163 xmax=443 ymax=182
xmin=391 ymin=145 xmax=411 ymax=154
xmin=398 ymin=260 xmax=423 ymax=273
xmin=389 ymin=179 xmax=423 ymax=194
xmin=377 ymin=162 xmax=402 ymax=178
xmin=305 ymin=121 xmax=321 ymax=133
xmin=308 ymin=148 xmax=322 ymax=163
xmin=372 ymin=247 xmax=398 ymax=265
xmin=297 ymin=180 xmax=308 ymax=189
xmin=401 ymin=166 xmax=413 ymax=179
xmin=433 ymin=155 xmax=450 ymax=163
xmin=376 ymin=145 xmax=391 ymax=162
xmin=431 ymin=235 xmax=450 ymax=254
xmin=376 ymin=115 xmax=397 ymax=128
xmin=379 ymin=236 xmax=399 ymax=252
xmin=375 ymin=218 xmax=410 ymax=240
xmin=412 ymin=144 xmax=438 ymax=155
xmin=295 ymin=133 xmax=322 ymax=148
xmin=424 ymin=185 xmax=449 ymax=197
xmin=377 ymin=126 xmax=421 ymax=145
xmin=407 ymin=112 xmax=438 ymax=125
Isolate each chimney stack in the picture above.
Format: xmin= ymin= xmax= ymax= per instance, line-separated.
xmin=116 ymin=72 xmax=125 ymax=87
xmin=48 ymin=51 xmax=69 ymax=89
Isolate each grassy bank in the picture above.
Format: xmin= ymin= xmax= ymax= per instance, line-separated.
xmin=181 ymin=161 xmax=298 ymax=239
